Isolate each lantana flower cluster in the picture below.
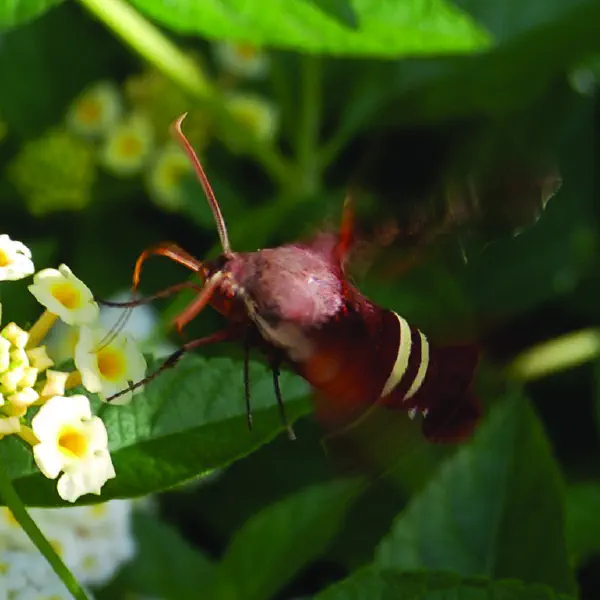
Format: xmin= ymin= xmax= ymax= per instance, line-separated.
xmin=6 ymin=41 xmax=278 ymax=219
xmin=0 ymin=499 xmax=137 ymax=598
xmin=0 ymin=235 xmax=147 ymax=503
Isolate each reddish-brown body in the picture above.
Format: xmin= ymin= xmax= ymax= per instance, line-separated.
xmin=108 ymin=114 xmax=481 ymax=443
xmin=200 ymin=232 xmax=481 ymax=442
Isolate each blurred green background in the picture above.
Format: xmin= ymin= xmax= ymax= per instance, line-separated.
xmin=1 ymin=0 xmax=600 ymax=598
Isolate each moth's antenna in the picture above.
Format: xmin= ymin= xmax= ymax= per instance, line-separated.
xmin=172 ymin=114 xmax=233 ymax=256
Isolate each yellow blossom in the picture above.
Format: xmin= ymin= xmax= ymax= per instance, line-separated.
xmin=214 ymin=41 xmax=269 ymax=79
xmin=146 ymin=142 xmax=193 ymax=212
xmin=28 ymin=264 xmax=99 ymax=326
xmin=74 ymin=326 xmax=147 ymax=405
xmin=0 ymin=235 xmax=34 ymax=281
xmin=31 ymin=394 xmax=115 ymax=503
xmin=38 ymin=370 xmax=69 ymax=399
xmin=26 ymin=346 xmax=55 ymax=372
xmin=225 ymin=93 xmax=278 ymax=144
xmin=99 ymin=113 xmax=155 ymax=177
xmin=2 ymin=322 xmax=29 ymax=349
xmin=65 ymin=80 xmax=123 ymax=137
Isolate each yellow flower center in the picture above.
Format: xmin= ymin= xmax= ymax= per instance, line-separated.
xmin=78 ymin=98 xmax=102 ymax=124
xmin=58 ymin=425 xmax=88 ymax=458
xmin=236 ymin=107 xmax=261 ymax=131
xmin=90 ymin=504 xmax=107 ymax=518
xmin=83 ymin=555 xmax=98 ymax=571
xmin=164 ymin=162 xmax=187 ymax=187
xmin=235 ymin=43 xmax=257 ymax=60
xmin=117 ymin=134 xmax=143 ymax=158
xmin=97 ymin=347 xmax=126 ymax=381
xmin=0 ymin=249 xmax=9 ymax=267
xmin=51 ymin=282 xmax=82 ymax=309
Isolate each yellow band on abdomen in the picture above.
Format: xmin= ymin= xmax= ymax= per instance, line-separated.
xmin=405 ymin=331 xmax=429 ymax=400
xmin=380 ymin=312 xmax=412 ymax=398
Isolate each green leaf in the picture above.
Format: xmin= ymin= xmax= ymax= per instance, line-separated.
xmin=131 ymin=0 xmax=491 ymax=56
xmin=0 ymin=0 xmax=62 ymax=29
xmin=565 ymin=483 xmax=600 ymax=564
xmin=316 ymin=567 xmax=577 ymax=600
xmin=332 ymin=1 xmax=600 ymax=143
xmin=4 ymin=356 xmax=312 ymax=506
xmin=107 ymin=511 xmax=215 ymax=600
xmin=210 ymin=479 xmax=362 ymax=600
xmin=307 ymin=0 xmax=358 ymax=29
xmin=374 ymin=394 xmax=577 ymax=595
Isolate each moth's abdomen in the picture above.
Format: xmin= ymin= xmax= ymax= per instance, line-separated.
xmin=297 ymin=304 xmax=481 ymax=443
xmin=379 ymin=312 xmax=481 ymax=442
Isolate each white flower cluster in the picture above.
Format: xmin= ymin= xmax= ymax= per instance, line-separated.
xmin=63 ymin=43 xmax=279 ymax=214
xmin=213 ymin=41 xmax=270 ymax=79
xmin=65 ymin=80 xmax=187 ymax=211
xmin=212 ymin=41 xmax=278 ymax=144
xmin=0 ymin=499 xmax=136 ymax=598
xmin=0 ymin=235 xmax=147 ymax=502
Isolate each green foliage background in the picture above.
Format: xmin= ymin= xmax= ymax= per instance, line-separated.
xmin=0 ymin=0 xmax=599 ymax=598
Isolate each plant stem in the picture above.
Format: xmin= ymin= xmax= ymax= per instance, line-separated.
xmin=296 ymin=55 xmax=323 ymax=196
xmin=76 ymin=0 xmax=294 ymax=188
xmin=27 ymin=310 xmax=58 ymax=348
xmin=269 ymin=53 xmax=294 ymax=144
xmin=0 ymin=455 xmax=90 ymax=600
xmin=17 ymin=425 xmax=39 ymax=446
xmin=76 ymin=0 xmax=209 ymax=99
xmin=319 ymin=123 xmax=353 ymax=171
xmin=508 ymin=328 xmax=600 ymax=381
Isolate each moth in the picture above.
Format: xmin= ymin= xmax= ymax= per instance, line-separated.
xmin=102 ymin=114 xmax=487 ymax=446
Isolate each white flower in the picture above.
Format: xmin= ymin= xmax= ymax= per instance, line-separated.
xmin=146 ymin=142 xmax=192 ymax=212
xmin=7 ymin=387 xmax=38 ymax=410
xmin=1 ymin=549 xmax=79 ymax=599
xmin=225 ymin=93 xmax=278 ymax=142
xmin=0 ymin=235 xmax=34 ymax=281
xmin=99 ymin=112 xmax=155 ymax=177
xmin=0 ymin=416 xmax=21 ymax=436
xmin=1 ymin=366 xmax=25 ymax=394
xmin=1 ymin=322 xmax=29 ymax=349
xmin=214 ymin=41 xmax=269 ymax=79
xmin=0 ymin=500 xmax=136 ymax=589
xmin=26 ymin=346 xmax=54 ymax=372
xmin=31 ymin=395 xmax=115 ymax=503
xmin=74 ymin=326 xmax=147 ymax=405
xmin=73 ymin=532 xmax=136 ymax=586
xmin=1 ymin=500 xmax=135 ymax=588
xmin=18 ymin=366 xmax=38 ymax=388
xmin=10 ymin=348 xmax=28 ymax=368
xmin=0 ymin=337 xmax=10 ymax=372
xmin=65 ymin=80 xmax=123 ymax=138
xmin=38 ymin=369 xmax=69 ymax=399
xmin=28 ymin=264 xmax=99 ymax=325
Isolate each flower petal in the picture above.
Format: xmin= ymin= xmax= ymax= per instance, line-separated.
xmin=33 ymin=444 xmax=64 ymax=479
xmin=28 ymin=264 xmax=99 ymax=325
